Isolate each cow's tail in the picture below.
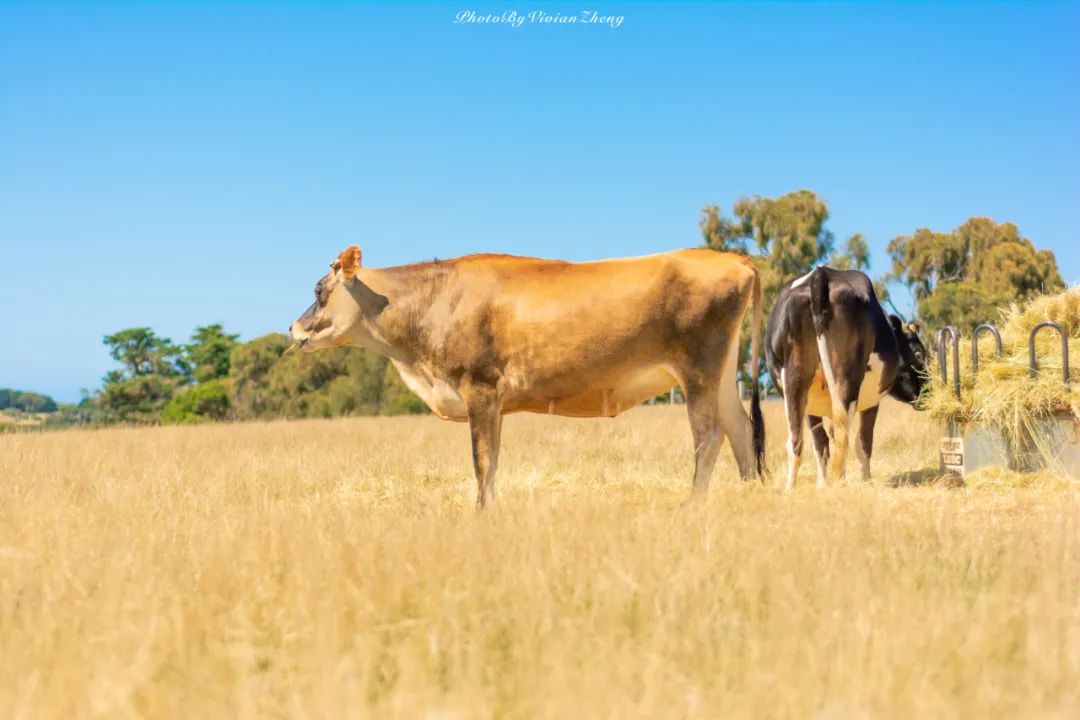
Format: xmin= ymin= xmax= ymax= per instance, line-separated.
xmin=809 ymin=265 xmax=830 ymax=337
xmin=748 ymin=264 xmax=765 ymax=479
xmin=808 ymin=265 xmax=841 ymax=417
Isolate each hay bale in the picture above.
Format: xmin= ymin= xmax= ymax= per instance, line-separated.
xmin=922 ymin=286 xmax=1080 ymax=445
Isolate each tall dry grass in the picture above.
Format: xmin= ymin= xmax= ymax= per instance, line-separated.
xmin=1 ymin=401 xmax=1078 ymax=718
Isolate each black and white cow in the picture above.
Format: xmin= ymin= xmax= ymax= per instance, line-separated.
xmin=765 ymin=266 xmax=928 ymax=490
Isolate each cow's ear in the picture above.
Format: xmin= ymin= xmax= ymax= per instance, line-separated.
xmin=335 ymin=245 xmax=362 ymax=279
xmin=888 ymin=314 xmax=904 ymax=335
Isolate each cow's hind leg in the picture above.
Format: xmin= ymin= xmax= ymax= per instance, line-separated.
xmin=463 ymin=382 xmax=504 ymax=510
xmin=786 ymin=369 xmax=812 ymax=492
xmin=808 ymin=415 xmax=830 ymax=489
xmin=825 ymin=383 xmax=861 ymax=485
xmin=855 ymin=405 xmax=878 ymax=482
xmin=718 ymin=338 xmax=757 ymax=482
xmin=683 ymin=378 xmax=722 ymax=496
xmin=816 ymin=337 xmax=865 ymax=486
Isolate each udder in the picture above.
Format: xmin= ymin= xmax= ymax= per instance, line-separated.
xmin=804 ymin=357 xmax=888 ymax=418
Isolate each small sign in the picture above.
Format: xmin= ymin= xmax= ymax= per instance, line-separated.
xmin=940 ymin=436 xmax=965 ymax=476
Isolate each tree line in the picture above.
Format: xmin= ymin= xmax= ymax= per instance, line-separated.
xmin=0 ymin=389 xmax=57 ymax=413
xmin=13 ymin=188 xmax=1065 ymax=427
xmin=29 ymin=325 xmax=426 ymax=428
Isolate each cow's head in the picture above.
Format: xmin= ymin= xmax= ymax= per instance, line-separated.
xmin=290 ymin=245 xmax=385 ymax=352
xmin=887 ymin=316 xmax=928 ymax=405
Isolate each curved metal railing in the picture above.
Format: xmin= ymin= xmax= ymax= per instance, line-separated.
xmin=934 ymin=321 xmax=1071 ymax=396
xmin=971 ymin=323 xmax=1003 ymax=379
xmin=936 ymin=326 xmax=961 ymax=399
xmin=1029 ymin=321 xmax=1070 ymax=383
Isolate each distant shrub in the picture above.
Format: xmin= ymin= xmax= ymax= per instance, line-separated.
xmin=383 ymin=364 xmax=429 ymax=415
xmin=0 ymin=388 xmax=58 ymax=413
xmin=161 ymin=380 xmax=231 ymax=424
xmin=228 ymin=333 xmax=428 ymax=420
xmin=99 ymin=374 xmax=183 ymax=424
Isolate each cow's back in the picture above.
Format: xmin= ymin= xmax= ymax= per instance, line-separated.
xmin=421 ymin=249 xmax=756 ymax=417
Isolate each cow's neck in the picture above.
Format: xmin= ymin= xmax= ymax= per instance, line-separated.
xmin=353 ymin=265 xmax=446 ymax=364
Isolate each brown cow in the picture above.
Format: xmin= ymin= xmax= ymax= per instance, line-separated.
xmin=290 ymin=246 xmax=764 ymax=507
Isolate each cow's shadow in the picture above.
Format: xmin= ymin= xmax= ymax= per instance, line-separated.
xmin=886 ymin=466 xmax=962 ymax=488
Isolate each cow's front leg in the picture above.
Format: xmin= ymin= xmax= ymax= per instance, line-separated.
xmin=463 ymin=383 xmax=504 ymax=510
xmin=855 ymin=405 xmax=878 ymax=482
xmin=808 ymin=415 xmax=830 ymax=489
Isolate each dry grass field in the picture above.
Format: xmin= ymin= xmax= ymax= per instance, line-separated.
xmin=1 ymin=400 xmax=1079 ymax=718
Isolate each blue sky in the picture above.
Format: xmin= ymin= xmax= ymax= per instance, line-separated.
xmin=2 ymin=1 xmax=1078 ymax=402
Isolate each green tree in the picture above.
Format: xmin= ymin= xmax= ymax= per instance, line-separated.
xmin=228 ymin=333 xmax=427 ymax=420
xmin=99 ymin=327 xmax=186 ymax=422
xmin=701 ymin=190 xmax=870 ymax=305
xmin=701 ymin=190 xmax=838 ymax=301
xmin=701 ymin=190 xmax=871 ymax=389
xmin=102 ymin=327 xmax=185 ymax=378
xmin=0 ymin=389 xmax=58 ymax=413
xmin=161 ymin=380 xmax=231 ymax=424
xmin=914 ymin=283 xmax=1001 ymax=334
xmin=887 ymin=217 xmax=1064 ymax=331
xmin=829 ymin=233 xmax=870 ymax=271
xmin=229 ymin=333 xmax=291 ymax=419
xmin=699 ymin=204 xmax=748 ymax=253
xmin=382 ymin=364 xmax=429 ymax=415
xmin=185 ymin=324 xmax=239 ymax=383
xmin=98 ymin=374 xmax=180 ymax=423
